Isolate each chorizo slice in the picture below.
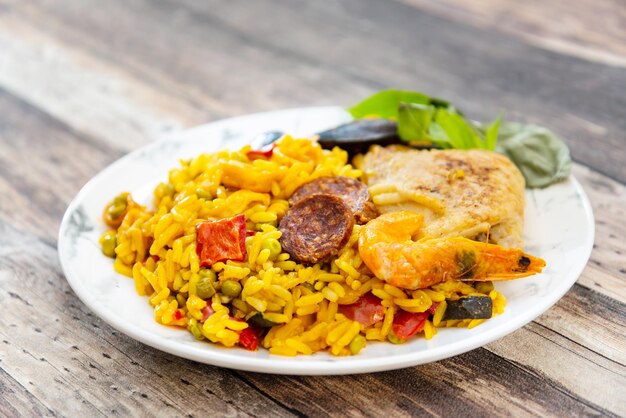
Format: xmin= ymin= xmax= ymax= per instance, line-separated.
xmin=289 ymin=176 xmax=378 ymax=224
xmin=279 ymin=194 xmax=354 ymax=264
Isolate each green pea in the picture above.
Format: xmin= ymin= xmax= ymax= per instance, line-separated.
xmin=199 ymin=269 xmax=217 ymax=281
xmin=195 ymin=187 xmax=211 ymax=200
xmin=349 ymin=335 xmax=367 ymax=355
xmin=113 ymin=194 xmax=127 ymax=205
xmin=188 ymin=318 xmax=205 ymax=341
xmin=107 ymin=203 xmax=127 ymax=220
xmin=221 ymin=280 xmax=242 ymax=298
xmin=101 ymin=233 xmax=117 ymax=258
xmin=475 ymin=282 xmax=494 ymax=294
xmin=196 ymin=270 xmax=217 ymax=299
xmin=261 ymin=238 xmax=281 ymax=260
xmin=387 ymin=330 xmax=406 ymax=345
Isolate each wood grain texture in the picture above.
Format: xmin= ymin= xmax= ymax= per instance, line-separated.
xmin=0 ymin=90 xmax=295 ymax=417
xmin=400 ymin=0 xmax=626 ymax=67
xmin=3 ymin=0 xmax=626 ymax=182
xmin=0 ymin=0 xmax=625 ymax=416
xmin=571 ymin=164 xmax=626 ymax=308
xmin=0 ymin=368 xmax=56 ymax=417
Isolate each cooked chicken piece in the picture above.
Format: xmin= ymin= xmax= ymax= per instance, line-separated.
xmin=360 ymin=146 xmax=526 ymax=248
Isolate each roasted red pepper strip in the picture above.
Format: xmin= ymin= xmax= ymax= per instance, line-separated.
xmin=338 ymin=293 xmax=385 ymax=327
xmin=172 ymin=310 xmax=183 ymax=321
xmin=199 ymin=309 xmax=260 ymax=351
xmin=246 ymin=144 xmax=274 ymax=160
xmin=392 ymin=310 xmax=429 ymax=340
xmin=427 ymin=302 xmax=440 ymax=315
xmin=200 ymin=306 xmax=215 ymax=323
xmin=239 ymin=326 xmax=261 ymax=351
xmin=196 ymin=214 xmax=247 ymax=267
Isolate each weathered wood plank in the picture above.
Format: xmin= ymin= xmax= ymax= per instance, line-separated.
xmin=535 ymin=284 xmax=626 ymax=367
xmin=0 ymin=88 xmax=293 ymax=417
xmin=3 ymin=0 xmax=626 ymax=182
xmin=399 ymin=0 xmax=626 ymax=67
xmin=0 ymin=27 xmax=620 ymax=413
xmin=240 ymin=346 xmax=611 ymax=417
xmin=0 ymin=367 xmax=57 ymax=418
xmin=0 ymin=221 xmax=294 ymax=418
xmin=0 ymin=13 xmax=205 ymax=151
xmin=235 ymin=284 xmax=626 ymax=417
xmin=173 ymin=0 xmax=626 ymax=182
xmin=0 ymin=0 xmax=372 ymax=119
xmin=572 ymin=164 xmax=626 ymax=304
xmin=0 ymin=90 xmax=621 ymax=414
xmin=486 ymin=321 xmax=626 ymax=416
xmin=0 ymin=87 xmax=123 ymax=241
xmin=0 ymin=0 xmax=625 ymax=416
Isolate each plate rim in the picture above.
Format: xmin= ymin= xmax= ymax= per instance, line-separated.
xmin=58 ymin=106 xmax=595 ymax=375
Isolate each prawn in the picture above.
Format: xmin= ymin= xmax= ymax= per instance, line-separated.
xmin=358 ymin=211 xmax=546 ymax=290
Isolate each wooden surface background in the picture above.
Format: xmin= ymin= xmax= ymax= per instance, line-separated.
xmin=1 ymin=0 xmax=625 ymax=416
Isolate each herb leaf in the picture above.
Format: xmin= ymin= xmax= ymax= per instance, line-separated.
xmin=435 ymin=109 xmax=484 ymax=149
xmin=484 ymin=113 xmax=503 ymax=151
xmin=397 ymin=103 xmax=436 ymax=141
xmin=348 ymin=89 xmax=573 ymax=188
xmin=428 ymin=122 xmax=451 ymax=149
xmin=348 ymin=89 xmax=448 ymax=119
xmin=493 ymin=123 xmax=572 ymax=188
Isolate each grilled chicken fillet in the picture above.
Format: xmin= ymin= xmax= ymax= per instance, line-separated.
xmin=361 ymin=146 xmax=526 ymax=248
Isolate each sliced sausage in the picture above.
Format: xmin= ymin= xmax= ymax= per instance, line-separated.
xmin=289 ymin=176 xmax=378 ymax=224
xmin=279 ymin=194 xmax=354 ymax=264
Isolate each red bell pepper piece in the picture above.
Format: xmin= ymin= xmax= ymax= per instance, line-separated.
xmin=246 ymin=144 xmax=274 ymax=160
xmin=228 ymin=317 xmax=261 ymax=351
xmin=338 ymin=293 xmax=385 ymax=327
xmin=200 ymin=306 xmax=215 ymax=323
xmin=239 ymin=326 xmax=261 ymax=351
xmin=392 ymin=310 xmax=429 ymax=340
xmin=196 ymin=214 xmax=247 ymax=267
xmin=427 ymin=302 xmax=440 ymax=315
xmin=172 ymin=310 xmax=183 ymax=321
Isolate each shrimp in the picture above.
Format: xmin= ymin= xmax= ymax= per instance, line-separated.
xmin=358 ymin=211 xmax=546 ymax=290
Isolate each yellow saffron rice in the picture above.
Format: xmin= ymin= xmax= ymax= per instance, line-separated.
xmin=101 ymin=136 xmax=506 ymax=356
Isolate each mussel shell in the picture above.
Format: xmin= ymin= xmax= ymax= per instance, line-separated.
xmin=442 ymin=296 xmax=493 ymax=320
xmin=317 ymin=118 xmax=400 ymax=155
xmin=248 ymin=119 xmax=402 ymax=156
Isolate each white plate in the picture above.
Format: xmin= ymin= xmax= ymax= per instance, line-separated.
xmin=58 ymin=107 xmax=595 ymax=375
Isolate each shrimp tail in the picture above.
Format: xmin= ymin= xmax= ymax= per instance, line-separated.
xmin=359 ymin=211 xmax=546 ymax=290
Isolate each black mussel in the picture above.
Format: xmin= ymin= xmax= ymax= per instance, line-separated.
xmin=441 ymin=296 xmax=493 ymax=320
xmin=247 ymin=312 xmax=280 ymax=328
xmin=316 ymin=118 xmax=400 ymax=155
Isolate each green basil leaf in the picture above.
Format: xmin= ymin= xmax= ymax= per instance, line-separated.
xmin=427 ymin=122 xmax=452 ymax=149
xmin=348 ymin=89 xmax=572 ymax=188
xmin=484 ymin=113 xmax=503 ymax=151
xmin=494 ymin=122 xmax=571 ymax=188
xmin=434 ymin=109 xmax=484 ymax=149
xmin=348 ymin=89 xmax=449 ymax=119
xmin=397 ymin=102 xmax=436 ymax=141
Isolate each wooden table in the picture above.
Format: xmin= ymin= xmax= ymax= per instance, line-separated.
xmin=1 ymin=0 xmax=624 ymax=416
